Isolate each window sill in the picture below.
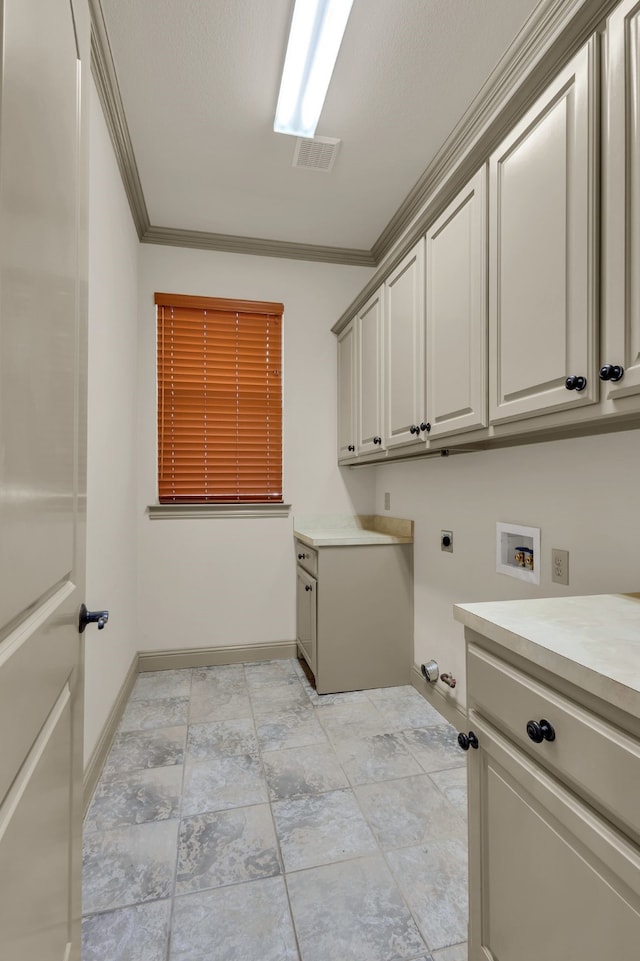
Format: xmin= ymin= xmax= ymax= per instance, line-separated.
xmin=147 ymin=503 xmax=291 ymax=520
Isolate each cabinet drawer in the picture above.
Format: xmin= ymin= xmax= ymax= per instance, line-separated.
xmin=467 ymin=643 xmax=640 ymax=839
xmin=294 ymin=541 xmax=318 ymax=577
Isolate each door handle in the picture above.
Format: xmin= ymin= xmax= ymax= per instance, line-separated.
xmin=79 ymin=603 xmax=109 ymax=633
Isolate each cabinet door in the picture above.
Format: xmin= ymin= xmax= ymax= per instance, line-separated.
xmin=384 ymin=240 xmax=426 ymax=449
xmin=489 ymin=40 xmax=598 ymax=424
xmin=296 ymin=567 xmax=317 ymax=676
xmin=426 ymin=168 xmax=487 ymax=438
xmin=602 ymin=0 xmax=640 ymax=404
xmin=467 ymin=715 xmax=640 ymax=961
xmin=357 ymin=289 xmax=384 ymax=454
xmin=337 ymin=321 xmax=356 ymax=460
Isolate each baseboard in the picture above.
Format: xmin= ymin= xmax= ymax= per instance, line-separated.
xmin=83 ymin=652 xmax=139 ymax=814
xmin=138 ymin=640 xmax=298 ymax=672
xmin=410 ymin=663 xmax=467 ymax=730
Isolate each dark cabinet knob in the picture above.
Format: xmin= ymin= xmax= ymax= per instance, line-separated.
xmin=297 ymin=553 xmax=306 ymax=560
xmin=526 ymin=719 xmax=556 ymax=743
xmin=409 ymin=425 xmax=418 ymax=435
xmin=419 ymin=422 xmax=431 ymax=433
xmin=457 ymin=731 xmax=478 ymax=751
xmin=79 ymin=603 xmax=109 ymax=633
xmin=599 ymin=364 xmax=624 ymax=382
xmin=565 ymin=375 xmax=587 ymax=392
xmin=347 ymin=445 xmax=355 ymax=452
xmin=304 ymin=584 xmax=312 ymax=592
xmin=373 ymin=436 xmax=382 ymax=445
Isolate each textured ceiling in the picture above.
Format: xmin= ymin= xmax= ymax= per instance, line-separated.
xmin=100 ymin=0 xmax=542 ymax=251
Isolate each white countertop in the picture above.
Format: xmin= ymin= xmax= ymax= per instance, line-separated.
xmin=454 ymin=593 xmax=640 ymax=719
xmin=294 ymin=514 xmax=413 ymax=547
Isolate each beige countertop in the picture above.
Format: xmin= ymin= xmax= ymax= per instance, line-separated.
xmin=454 ymin=593 xmax=640 ymax=719
xmin=294 ymin=514 xmax=413 ymax=547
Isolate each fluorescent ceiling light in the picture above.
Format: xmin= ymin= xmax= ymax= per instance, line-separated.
xmin=274 ymin=0 xmax=354 ymax=138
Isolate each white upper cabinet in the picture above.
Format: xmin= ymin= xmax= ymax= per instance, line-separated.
xmin=602 ymin=0 xmax=640 ymax=405
xmin=384 ymin=240 xmax=426 ymax=449
xmin=357 ymin=288 xmax=385 ymax=454
xmin=426 ymin=167 xmax=488 ymax=438
xmin=489 ymin=39 xmax=598 ymax=424
xmin=337 ymin=321 xmax=356 ymax=461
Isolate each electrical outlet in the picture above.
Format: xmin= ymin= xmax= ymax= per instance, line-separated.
xmin=384 ymin=492 xmax=391 ymax=511
xmin=551 ymin=548 xmax=569 ymax=585
xmin=441 ymin=530 xmax=453 ymax=552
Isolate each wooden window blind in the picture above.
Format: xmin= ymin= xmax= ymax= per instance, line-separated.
xmin=156 ymin=293 xmax=283 ymax=504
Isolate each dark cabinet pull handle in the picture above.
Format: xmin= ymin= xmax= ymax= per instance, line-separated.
xmin=565 ymin=375 xmax=587 ymax=392
xmin=457 ymin=731 xmax=478 ymax=751
xmin=419 ymin=422 xmax=431 ymax=433
xmin=373 ymin=436 xmax=382 ymax=445
xmin=526 ymin=719 xmax=556 ymax=743
xmin=599 ymin=364 xmax=624 ymax=382
xmin=347 ymin=445 xmax=355 ymax=452
xmin=304 ymin=584 xmax=312 ymax=592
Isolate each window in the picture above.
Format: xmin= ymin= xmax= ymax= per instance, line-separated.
xmin=156 ymin=293 xmax=283 ymax=504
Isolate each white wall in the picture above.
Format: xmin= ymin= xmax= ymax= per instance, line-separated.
xmin=85 ymin=81 xmax=140 ymax=764
xmin=137 ymin=245 xmax=374 ymax=652
xmin=374 ymin=428 xmax=640 ymax=709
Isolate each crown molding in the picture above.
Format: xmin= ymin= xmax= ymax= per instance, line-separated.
xmin=89 ymin=0 xmax=150 ymax=239
xmin=142 ymin=225 xmax=375 ymax=267
xmin=89 ymin=0 xmax=618 ymax=274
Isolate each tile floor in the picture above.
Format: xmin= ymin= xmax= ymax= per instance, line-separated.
xmin=82 ymin=658 xmax=469 ymax=961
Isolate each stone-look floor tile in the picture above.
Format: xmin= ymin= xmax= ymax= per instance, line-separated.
xmin=131 ymin=669 xmax=192 ymax=702
xmin=243 ymin=659 xmax=298 ymax=687
xmin=272 ymin=788 xmax=377 ymax=872
xmin=119 ymin=697 xmax=189 ymax=733
xmin=334 ymin=732 xmax=423 ymax=786
xmin=191 ymin=665 xmax=247 ymax=699
xmin=386 ymin=840 xmax=469 ymax=951
xmin=82 ymin=899 xmax=171 ymax=961
xmin=429 ymin=767 xmax=468 ymax=820
xmin=314 ymin=701 xmax=389 ymax=740
xmin=82 ymin=820 xmax=179 ymax=915
xmin=305 ymin=688 xmax=371 ymax=706
xmin=182 ymin=755 xmax=268 ymax=816
xmin=262 ymin=743 xmax=349 ymax=800
xmin=403 ymin=726 xmax=466 ymax=774
xmin=170 ymin=876 xmax=298 ymax=961
xmin=187 ymin=718 xmax=258 ymax=761
xmin=286 ymin=855 xmax=427 ymax=961
xmin=355 ymin=774 xmax=466 ymax=849
xmin=84 ymin=765 xmax=183 ymax=833
xmin=176 ymin=803 xmax=280 ymax=894
xmin=104 ymin=726 xmax=187 ymax=777
xmin=249 ymin=677 xmax=310 ymax=714
xmin=432 ymin=943 xmax=468 ymax=961
xmin=371 ymin=691 xmax=445 ymax=731
xmin=255 ymin=706 xmax=327 ymax=752
xmin=189 ymin=690 xmax=252 ymax=723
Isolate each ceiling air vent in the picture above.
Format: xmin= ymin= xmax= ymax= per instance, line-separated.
xmin=293 ymin=137 xmax=341 ymax=173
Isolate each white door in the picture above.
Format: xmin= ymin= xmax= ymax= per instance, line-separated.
xmin=0 ymin=1 xmax=88 ymax=959
xmin=384 ymin=240 xmax=426 ymax=449
xmin=602 ymin=0 xmax=640 ymax=405
xmin=426 ymin=168 xmax=487 ymax=438
xmin=489 ymin=40 xmax=598 ymax=424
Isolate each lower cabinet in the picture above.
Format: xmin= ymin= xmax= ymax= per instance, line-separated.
xmin=463 ymin=634 xmax=640 ymax=960
xmin=295 ymin=539 xmax=413 ymax=694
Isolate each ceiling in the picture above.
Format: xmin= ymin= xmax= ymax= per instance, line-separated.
xmin=98 ymin=0 xmax=543 ymax=260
